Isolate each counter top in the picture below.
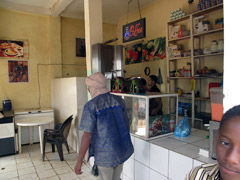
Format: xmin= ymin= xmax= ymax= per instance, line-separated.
xmin=149 ymin=128 xmax=216 ymax=164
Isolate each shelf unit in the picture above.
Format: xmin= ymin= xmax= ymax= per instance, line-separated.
xmin=166 ymin=4 xmax=223 ymax=128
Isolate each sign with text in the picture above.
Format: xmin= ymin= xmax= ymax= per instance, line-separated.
xmin=123 ymin=18 xmax=146 ymax=43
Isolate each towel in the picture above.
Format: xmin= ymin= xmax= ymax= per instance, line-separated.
xmin=85 ymin=72 xmax=109 ymax=98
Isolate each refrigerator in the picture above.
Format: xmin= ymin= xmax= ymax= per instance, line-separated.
xmin=52 ymin=77 xmax=88 ymax=153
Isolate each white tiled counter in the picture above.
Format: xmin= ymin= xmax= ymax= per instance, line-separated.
xmin=122 ymin=128 xmax=216 ymax=180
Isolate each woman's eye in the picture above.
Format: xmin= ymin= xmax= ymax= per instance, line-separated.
xmin=220 ymin=140 xmax=230 ymax=146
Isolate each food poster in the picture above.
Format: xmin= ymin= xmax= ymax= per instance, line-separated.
xmin=8 ymin=60 xmax=29 ymax=83
xmin=125 ymin=43 xmax=142 ymax=65
xmin=142 ymin=37 xmax=166 ymax=62
xmin=0 ymin=40 xmax=28 ymax=58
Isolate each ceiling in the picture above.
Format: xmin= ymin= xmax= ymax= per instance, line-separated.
xmin=0 ymin=0 xmax=156 ymax=24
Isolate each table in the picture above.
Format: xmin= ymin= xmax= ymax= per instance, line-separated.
xmin=15 ymin=116 xmax=54 ymax=154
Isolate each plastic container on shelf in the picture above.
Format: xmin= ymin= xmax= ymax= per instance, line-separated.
xmin=210 ymin=87 xmax=224 ymax=121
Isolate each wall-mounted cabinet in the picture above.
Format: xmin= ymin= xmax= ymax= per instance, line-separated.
xmin=166 ymin=4 xmax=223 ymax=128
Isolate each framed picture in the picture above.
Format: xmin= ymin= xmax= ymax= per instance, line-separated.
xmin=0 ymin=39 xmax=29 ymax=59
xmin=76 ymin=38 xmax=86 ymax=57
xmin=125 ymin=43 xmax=142 ymax=65
xmin=8 ymin=60 xmax=29 ymax=83
xmin=142 ymin=37 xmax=166 ymax=62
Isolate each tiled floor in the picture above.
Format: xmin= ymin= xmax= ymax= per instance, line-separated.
xmin=0 ymin=144 xmax=96 ymax=180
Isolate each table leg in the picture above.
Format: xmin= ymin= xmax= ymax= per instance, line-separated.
xmin=38 ymin=125 xmax=43 ymax=154
xmin=18 ymin=126 xmax=22 ymax=153
xmin=29 ymin=127 xmax=33 ymax=145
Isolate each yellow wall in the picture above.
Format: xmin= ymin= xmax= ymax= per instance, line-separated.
xmin=0 ymin=9 xmax=54 ymax=110
xmin=0 ymin=9 xmax=116 ymax=110
xmin=61 ymin=17 xmax=116 ymax=77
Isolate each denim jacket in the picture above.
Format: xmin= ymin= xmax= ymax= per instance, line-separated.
xmin=80 ymin=93 xmax=134 ymax=167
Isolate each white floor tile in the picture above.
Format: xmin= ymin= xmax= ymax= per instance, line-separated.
xmin=0 ymin=170 xmax=18 ymax=180
xmin=50 ymin=161 xmax=69 ymax=169
xmin=17 ymin=161 xmax=34 ymax=170
xmin=18 ymin=166 xmax=36 ymax=176
xmin=16 ymin=156 xmax=32 ymax=164
xmin=42 ymin=176 xmax=60 ymax=180
xmin=37 ymin=169 xmax=56 ymax=179
xmin=77 ymin=165 xmax=91 ymax=178
xmin=0 ymin=159 xmax=16 ymax=166
xmin=0 ymin=164 xmax=17 ymax=173
xmin=80 ymin=175 xmax=97 ymax=180
xmin=0 ymin=144 xmax=91 ymax=180
xmin=58 ymin=171 xmax=79 ymax=180
xmin=54 ymin=166 xmax=72 ymax=175
xmin=19 ymin=172 xmax=39 ymax=180
xmin=35 ymin=163 xmax=52 ymax=172
xmin=32 ymin=159 xmax=50 ymax=166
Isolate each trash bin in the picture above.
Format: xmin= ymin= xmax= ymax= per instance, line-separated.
xmin=210 ymin=87 xmax=224 ymax=121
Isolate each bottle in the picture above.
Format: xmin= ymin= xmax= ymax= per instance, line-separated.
xmin=211 ymin=40 xmax=218 ymax=53
xmin=217 ymin=39 xmax=224 ymax=52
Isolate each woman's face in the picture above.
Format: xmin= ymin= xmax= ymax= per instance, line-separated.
xmin=216 ymin=117 xmax=240 ymax=180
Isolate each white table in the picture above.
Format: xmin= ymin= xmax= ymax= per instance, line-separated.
xmin=15 ymin=116 xmax=54 ymax=154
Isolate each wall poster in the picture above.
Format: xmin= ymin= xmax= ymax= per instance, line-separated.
xmin=76 ymin=38 xmax=86 ymax=57
xmin=8 ymin=60 xmax=29 ymax=83
xmin=125 ymin=43 xmax=142 ymax=65
xmin=0 ymin=39 xmax=29 ymax=59
xmin=142 ymin=37 xmax=166 ymax=62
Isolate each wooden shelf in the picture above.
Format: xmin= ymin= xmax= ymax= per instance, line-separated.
xmin=194 ymin=76 xmax=223 ymax=79
xmin=192 ymin=4 xmax=223 ymax=17
xmin=169 ymin=56 xmax=191 ymax=61
xmin=168 ymin=35 xmax=190 ymax=42
xmin=169 ymin=77 xmax=191 ymax=80
xmin=194 ymin=52 xmax=223 ymax=58
xmin=167 ymin=4 xmax=223 ymax=128
xmin=178 ymin=96 xmax=210 ymax=101
xmin=170 ymin=113 xmax=204 ymax=122
xmin=168 ymin=15 xmax=190 ymax=25
xmin=195 ymin=97 xmax=211 ymax=101
xmin=193 ymin=28 xmax=223 ymax=37
xmin=179 ymin=96 xmax=192 ymax=100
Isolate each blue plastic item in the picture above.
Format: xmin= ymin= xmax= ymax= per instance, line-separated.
xmin=174 ymin=110 xmax=191 ymax=137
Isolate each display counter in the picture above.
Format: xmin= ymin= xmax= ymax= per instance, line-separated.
xmin=111 ymin=92 xmax=178 ymax=140
xmin=122 ymin=128 xmax=216 ymax=180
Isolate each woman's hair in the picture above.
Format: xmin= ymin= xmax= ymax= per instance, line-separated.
xmin=220 ymin=104 xmax=240 ymax=130
xmin=149 ymin=75 xmax=158 ymax=84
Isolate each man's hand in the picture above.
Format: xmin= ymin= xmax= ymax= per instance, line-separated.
xmin=75 ymin=160 xmax=83 ymax=174
xmin=151 ymin=108 xmax=158 ymax=115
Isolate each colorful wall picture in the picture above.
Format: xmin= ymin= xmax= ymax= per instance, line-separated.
xmin=8 ymin=60 xmax=29 ymax=83
xmin=76 ymin=38 xmax=86 ymax=57
xmin=142 ymin=37 xmax=166 ymax=62
xmin=0 ymin=40 xmax=29 ymax=59
xmin=125 ymin=43 xmax=142 ymax=65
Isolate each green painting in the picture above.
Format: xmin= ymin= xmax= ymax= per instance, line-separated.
xmin=142 ymin=37 xmax=166 ymax=62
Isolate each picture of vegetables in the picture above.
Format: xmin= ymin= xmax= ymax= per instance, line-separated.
xmin=142 ymin=37 xmax=166 ymax=62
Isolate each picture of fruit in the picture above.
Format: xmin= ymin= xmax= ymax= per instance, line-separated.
xmin=125 ymin=43 xmax=142 ymax=65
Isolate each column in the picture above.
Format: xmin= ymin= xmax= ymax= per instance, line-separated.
xmin=84 ymin=0 xmax=103 ymax=76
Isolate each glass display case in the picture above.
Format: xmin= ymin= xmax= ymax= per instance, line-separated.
xmin=111 ymin=92 xmax=179 ymax=140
